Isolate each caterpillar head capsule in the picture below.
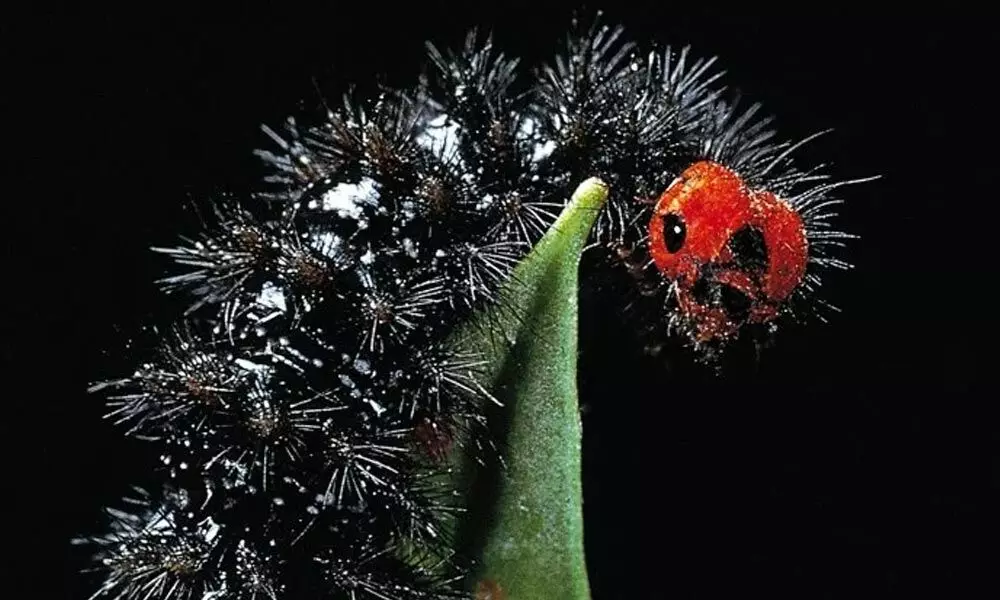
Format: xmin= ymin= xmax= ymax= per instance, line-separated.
xmin=648 ymin=160 xmax=809 ymax=343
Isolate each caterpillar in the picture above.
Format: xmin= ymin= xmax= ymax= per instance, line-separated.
xmin=77 ymin=12 xmax=873 ymax=599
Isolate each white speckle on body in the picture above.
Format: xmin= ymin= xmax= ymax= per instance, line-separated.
xmin=366 ymin=398 xmax=386 ymax=416
xmin=321 ymin=178 xmax=379 ymax=219
xmin=531 ymin=139 xmax=557 ymax=162
xmin=256 ymin=281 xmax=287 ymax=312
xmin=415 ymin=113 xmax=462 ymax=159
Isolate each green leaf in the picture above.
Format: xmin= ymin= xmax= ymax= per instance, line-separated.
xmin=446 ymin=177 xmax=609 ymax=600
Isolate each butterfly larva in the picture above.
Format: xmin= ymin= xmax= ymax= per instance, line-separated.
xmin=78 ymin=12 xmax=874 ymax=599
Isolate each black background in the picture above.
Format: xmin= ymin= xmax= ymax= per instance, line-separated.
xmin=6 ymin=4 xmax=991 ymax=598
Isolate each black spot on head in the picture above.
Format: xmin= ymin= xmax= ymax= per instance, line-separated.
xmin=691 ymin=272 xmax=716 ymax=306
xmin=661 ymin=213 xmax=686 ymax=253
xmin=719 ymin=285 xmax=752 ymax=324
xmin=726 ymin=226 xmax=768 ymax=274
xmin=690 ymin=270 xmax=753 ymax=324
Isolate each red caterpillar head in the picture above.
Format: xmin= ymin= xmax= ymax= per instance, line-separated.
xmin=648 ymin=160 xmax=808 ymax=343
